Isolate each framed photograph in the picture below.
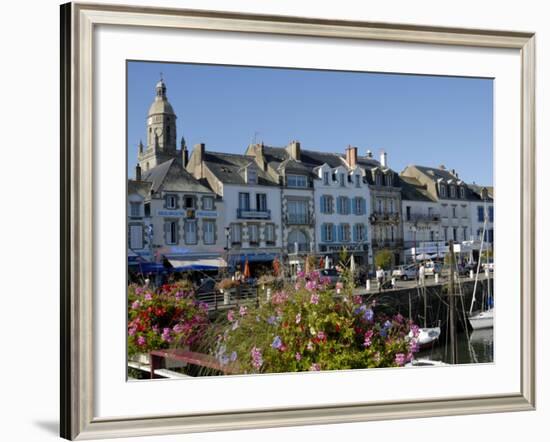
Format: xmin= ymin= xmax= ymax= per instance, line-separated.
xmin=60 ymin=2 xmax=535 ymax=440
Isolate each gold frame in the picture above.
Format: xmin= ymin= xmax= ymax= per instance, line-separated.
xmin=60 ymin=2 xmax=536 ymax=439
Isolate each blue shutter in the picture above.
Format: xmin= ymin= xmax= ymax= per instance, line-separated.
xmin=332 ymin=224 xmax=337 ymax=242
xmin=488 ymin=207 xmax=494 ymax=222
xmin=346 ymin=198 xmax=351 ymax=215
xmin=352 ymin=224 xmax=357 ymax=242
xmin=320 ymin=196 xmax=325 ymax=213
xmin=321 ymin=224 xmax=327 ymax=242
xmin=478 ymin=206 xmax=484 ymax=222
xmin=336 ymin=197 xmax=341 ymax=214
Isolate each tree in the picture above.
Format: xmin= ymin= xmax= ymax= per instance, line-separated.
xmin=374 ymin=249 xmax=393 ymax=270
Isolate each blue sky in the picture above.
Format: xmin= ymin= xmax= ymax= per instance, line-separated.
xmin=127 ymin=61 xmax=493 ymax=184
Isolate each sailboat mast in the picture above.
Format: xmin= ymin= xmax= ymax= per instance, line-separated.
xmin=448 ymin=240 xmax=458 ymax=364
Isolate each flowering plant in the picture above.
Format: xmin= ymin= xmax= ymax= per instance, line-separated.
xmin=204 ymin=270 xmax=419 ymax=374
xmin=127 ymin=281 xmax=209 ymax=357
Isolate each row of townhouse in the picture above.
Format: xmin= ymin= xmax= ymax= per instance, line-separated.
xmin=127 ymin=79 xmax=493 ymax=275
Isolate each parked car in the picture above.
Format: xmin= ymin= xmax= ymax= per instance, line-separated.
xmin=316 ymin=268 xmax=342 ymax=286
xmin=392 ymin=264 xmax=418 ymax=281
xmin=423 ymin=261 xmax=442 ymax=277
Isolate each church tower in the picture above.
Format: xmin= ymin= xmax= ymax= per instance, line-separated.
xmin=138 ymin=77 xmax=178 ymax=171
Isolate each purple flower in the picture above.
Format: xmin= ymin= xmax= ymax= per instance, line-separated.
xmin=137 ymin=335 xmax=146 ymax=346
xmin=410 ymin=324 xmax=420 ymax=338
xmin=173 ymin=323 xmax=184 ymax=334
xmin=363 ymin=330 xmax=374 ymax=348
xmin=297 ymin=270 xmax=305 ymax=278
xmin=309 ymin=363 xmax=321 ymax=371
xmin=295 ymin=352 xmax=302 ymax=361
xmin=317 ymin=331 xmax=326 ymax=340
xmin=251 ymin=347 xmax=263 ymax=370
xmin=395 ymin=313 xmax=404 ymax=324
xmin=230 ymin=351 xmax=238 ymax=362
xmin=220 ymin=355 xmax=229 ymax=365
xmin=227 ymin=310 xmax=235 ymax=322
xmin=267 ymin=315 xmax=277 ymax=325
xmin=305 ymin=280 xmax=317 ymax=292
xmin=175 ymin=291 xmax=184 ymax=300
xmin=128 ymin=326 xmax=137 ymax=336
xmin=409 ymin=338 xmax=420 ymax=353
xmin=395 ymin=353 xmax=406 ymax=366
xmin=239 ymin=305 xmax=248 ymax=317
xmin=295 ymin=313 xmax=301 ymax=324
xmin=363 ymin=308 xmax=374 ymax=322
xmin=271 ymin=336 xmax=283 ymax=349
xmin=310 ymin=293 xmax=320 ymax=305
xmin=161 ymin=327 xmax=172 ymax=342
xmin=384 ymin=320 xmax=392 ymax=329
xmin=144 ymin=293 xmax=153 ymax=301
xmin=131 ymin=300 xmax=141 ymax=310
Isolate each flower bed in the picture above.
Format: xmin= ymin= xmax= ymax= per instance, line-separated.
xmin=127 ymin=282 xmax=210 ymax=358
xmin=204 ymin=271 xmax=420 ymax=374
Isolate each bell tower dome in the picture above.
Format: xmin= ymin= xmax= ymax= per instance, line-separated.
xmin=138 ymin=76 xmax=178 ymax=170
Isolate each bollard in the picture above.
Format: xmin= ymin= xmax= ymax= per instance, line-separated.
xmin=470 ymin=269 xmax=474 ymax=279
xmin=435 ymin=273 xmax=439 ymax=284
xmin=366 ymin=279 xmax=371 ymax=291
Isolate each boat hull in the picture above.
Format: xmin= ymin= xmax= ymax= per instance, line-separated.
xmin=468 ymin=308 xmax=494 ymax=330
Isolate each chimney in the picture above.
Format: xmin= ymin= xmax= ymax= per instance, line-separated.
xmin=135 ymin=163 xmax=142 ymax=181
xmin=138 ymin=140 xmax=143 ymax=154
xmin=193 ymin=143 xmax=206 ymax=177
xmin=380 ymin=150 xmax=388 ymax=168
xmin=366 ymin=149 xmax=373 ymax=158
xmin=287 ymin=140 xmax=301 ymax=161
xmin=181 ymin=137 xmax=188 ymax=167
xmin=345 ymin=145 xmax=358 ymax=168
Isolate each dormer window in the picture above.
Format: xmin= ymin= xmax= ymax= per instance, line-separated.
xmin=385 ymin=174 xmax=393 ymax=187
xmin=354 ymin=174 xmax=361 ymax=188
xmin=166 ymin=195 xmax=177 ymax=209
xmin=287 ymin=174 xmax=308 ymax=188
xmin=375 ymin=173 xmax=382 ymax=186
xmin=246 ymin=166 xmax=257 ymax=184
xmin=339 ymin=172 xmax=346 ymax=187
xmin=459 ymin=186 xmax=466 ymax=199
xmin=323 ymin=171 xmax=330 ymax=185
xmin=450 ymin=185 xmax=456 ymax=198
xmin=440 ymin=184 xmax=447 ymax=198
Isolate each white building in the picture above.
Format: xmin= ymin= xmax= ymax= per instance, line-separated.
xmin=313 ymin=147 xmax=371 ymax=267
xmin=187 ymin=144 xmax=283 ymax=273
xmin=468 ymin=185 xmax=494 ymax=250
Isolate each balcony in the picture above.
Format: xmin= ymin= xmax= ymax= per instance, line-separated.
xmin=404 ymin=213 xmax=441 ymax=223
xmin=285 ymin=213 xmax=313 ymax=225
xmin=369 ymin=212 xmax=400 ymax=224
xmin=236 ymin=208 xmax=271 ymax=220
xmin=286 ymin=242 xmax=313 ymax=254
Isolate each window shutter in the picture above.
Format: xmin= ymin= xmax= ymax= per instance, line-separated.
xmin=346 ymin=198 xmax=351 ymax=215
xmin=332 ymin=224 xmax=337 ymax=242
xmin=336 ymin=197 xmax=341 ymax=214
xmin=321 ymin=225 xmax=326 ymax=242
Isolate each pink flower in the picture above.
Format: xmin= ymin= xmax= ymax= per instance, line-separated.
xmin=309 ymin=363 xmax=321 ymax=371
xmin=395 ymin=353 xmax=406 ymax=366
xmin=307 ymin=341 xmax=314 ymax=351
xmin=239 ymin=305 xmax=248 ymax=317
xmin=352 ymin=295 xmax=362 ymax=305
xmin=161 ymin=327 xmax=172 ymax=343
xmin=131 ymin=300 xmax=141 ymax=310
xmin=295 ymin=352 xmax=302 ymax=361
xmin=305 ymin=280 xmax=318 ymax=292
xmin=251 ymin=346 xmax=263 ymax=370
xmin=395 ymin=313 xmax=404 ymax=324
xmin=227 ymin=310 xmax=235 ymax=322
xmin=410 ymin=324 xmax=420 ymax=338
xmin=137 ymin=335 xmax=146 ymax=346
xmin=363 ymin=330 xmax=374 ymax=348
xmin=409 ymin=338 xmax=420 ymax=353
xmin=295 ymin=313 xmax=301 ymax=324
xmin=128 ymin=326 xmax=137 ymax=336
xmin=144 ymin=293 xmax=153 ymax=301
xmin=317 ymin=331 xmax=326 ymax=341
xmin=310 ymin=293 xmax=320 ymax=305
xmin=173 ymin=323 xmax=184 ymax=334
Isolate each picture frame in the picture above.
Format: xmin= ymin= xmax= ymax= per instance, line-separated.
xmin=60 ymin=2 xmax=536 ymax=440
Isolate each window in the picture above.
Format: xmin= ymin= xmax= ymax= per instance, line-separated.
xmin=238 ymin=192 xmax=250 ymax=210
xmin=129 ymin=225 xmax=143 ymax=249
xmin=385 ymin=174 xmax=393 ymax=187
xmin=248 ymin=224 xmax=259 ymax=245
xmin=377 ymin=199 xmax=383 ymax=214
xmin=428 ymin=207 xmax=433 ymax=217
xmin=144 ymin=202 xmax=151 ymax=217
xmin=166 ymin=195 xmax=177 ymax=209
xmin=452 ymin=206 xmax=457 ymax=218
xmin=340 ymin=224 xmax=351 ymax=242
xmin=230 ymin=224 xmax=242 ymax=244
xmin=463 ymin=227 xmax=468 ymax=241
xmin=453 ymin=227 xmax=458 ymax=241
xmin=287 ymin=200 xmax=309 ymax=224
xmin=288 ymin=229 xmax=309 ymax=253
xmin=354 ymin=224 xmax=366 ymax=242
xmin=339 ymin=172 xmax=346 ymax=187
xmin=185 ymin=221 xmax=197 ymax=244
xmin=430 ymin=231 xmax=435 ymax=241
xmin=450 ymin=185 xmax=456 ymax=198
xmin=355 ymin=174 xmax=361 ymax=188
xmin=488 ymin=229 xmax=494 ymax=243
xmin=265 ymin=224 xmax=275 ymax=244
xmin=203 ymin=220 xmax=215 ymax=244
xmin=323 ymin=171 xmax=330 ymax=185
xmin=321 ymin=195 xmax=333 ymax=214
xmin=256 ymin=193 xmax=267 ymax=211
xmin=390 ymin=226 xmax=395 ymax=241
xmin=167 ymin=221 xmax=177 ymax=245
xmin=322 ymin=223 xmax=334 ymax=242
xmin=389 ymin=199 xmax=394 ymax=214
xmin=406 ymin=206 xmax=411 ymax=221
xmin=287 ymin=174 xmax=308 ymax=187
xmin=488 ymin=207 xmax=494 ymax=222
xmin=478 ymin=206 xmax=484 ymax=222
xmin=130 ymin=202 xmax=141 ymax=217
xmin=246 ymin=167 xmax=257 ymax=184
xmin=354 ymin=197 xmax=365 ymax=215
xmin=460 ymin=186 xmax=466 ymax=198
xmin=184 ymin=196 xmax=195 ymax=209
xmin=440 ymin=184 xmax=447 ymax=198
xmin=375 ymin=173 xmax=382 ymax=186
xmin=444 ymin=227 xmax=448 ymax=241
xmin=337 ymin=197 xmax=350 ymax=215
xmin=202 ymin=196 xmax=214 ymax=210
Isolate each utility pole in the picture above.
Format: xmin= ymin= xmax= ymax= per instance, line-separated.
xmin=448 ymin=239 xmax=458 ymax=364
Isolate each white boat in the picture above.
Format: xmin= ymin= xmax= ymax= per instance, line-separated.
xmin=468 ymin=307 xmax=494 ymax=330
xmin=405 ymin=358 xmax=449 ymax=367
xmin=409 ymin=326 xmax=441 ymax=348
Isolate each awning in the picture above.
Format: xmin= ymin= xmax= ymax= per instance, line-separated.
xmin=168 ymin=257 xmax=227 ymax=271
xmin=229 ymin=253 xmax=279 ymax=265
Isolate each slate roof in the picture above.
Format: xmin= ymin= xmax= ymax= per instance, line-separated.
xmin=141 ymin=159 xmax=213 ymax=194
xmin=399 ymin=176 xmax=436 ymax=202
xmin=203 ymin=151 xmax=279 ymax=186
xmin=127 ymin=180 xmax=151 ymax=197
xmin=262 ymin=146 xmax=346 ymax=170
xmin=468 ymin=184 xmax=494 ymax=202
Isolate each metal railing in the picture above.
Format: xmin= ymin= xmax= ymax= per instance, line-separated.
xmin=236 ymin=208 xmax=271 ymax=219
xmin=197 ymin=286 xmax=259 ymax=311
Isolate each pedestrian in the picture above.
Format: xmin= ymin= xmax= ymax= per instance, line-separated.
xmin=418 ymin=263 xmax=426 ymax=286
xmin=376 ymin=266 xmax=385 ymax=293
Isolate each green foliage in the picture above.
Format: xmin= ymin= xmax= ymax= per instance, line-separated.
xmin=200 ymin=271 xmax=418 ymax=374
xmin=374 ymin=249 xmax=393 ymax=270
xmin=127 ymin=281 xmax=209 ymax=357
